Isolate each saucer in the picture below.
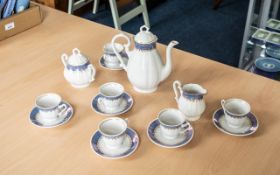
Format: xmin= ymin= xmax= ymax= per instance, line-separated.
xmin=99 ymin=56 xmax=128 ymax=70
xmin=147 ymin=119 xmax=194 ymax=148
xmin=29 ymin=101 xmax=73 ymax=128
xmin=90 ymin=127 xmax=139 ymax=159
xmin=212 ymin=108 xmax=259 ymax=136
xmin=91 ymin=92 xmax=133 ymax=116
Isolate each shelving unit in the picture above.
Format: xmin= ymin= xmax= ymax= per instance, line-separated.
xmin=238 ymin=0 xmax=280 ymax=70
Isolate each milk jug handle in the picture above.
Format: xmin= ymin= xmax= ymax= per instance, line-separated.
xmin=173 ymin=80 xmax=183 ymax=102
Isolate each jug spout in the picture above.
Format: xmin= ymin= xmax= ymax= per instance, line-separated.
xmin=184 ymin=84 xmax=207 ymax=97
xmin=161 ymin=40 xmax=179 ymax=81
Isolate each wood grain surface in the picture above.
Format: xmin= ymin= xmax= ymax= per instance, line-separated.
xmin=0 ymin=5 xmax=280 ymax=175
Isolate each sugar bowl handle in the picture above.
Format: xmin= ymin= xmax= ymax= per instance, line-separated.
xmin=173 ymin=80 xmax=183 ymax=102
xmin=61 ymin=54 xmax=68 ymax=67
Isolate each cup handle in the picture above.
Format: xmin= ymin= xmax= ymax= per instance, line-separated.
xmin=180 ymin=122 xmax=189 ymax=134
xmin=221 ymin=99 xmax=226 ymax=112
xmin=124 ymin=118 xmax=129 ymax=123
xmin=87 ymin=64 xmax=96 ymax=82
xmin=98 ymin=98 xmax=104 ymax=106
xmin=173 ymin=80 xmax=183 ymax=102
xmin=59 ymin=107 xmax=72 ymax=117
xmin=58 ymin=104 xmax=71 ymax=117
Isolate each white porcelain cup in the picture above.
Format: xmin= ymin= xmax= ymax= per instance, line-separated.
xmin=35 ymin=93 xmax=71 ymax=121
xmin=158 ymin=108 xmax=189 ymax=139
xmin=221 ymin=98 xmax=251 ymax=128
xmin=103 ymin=43 xmax=126 ymax=67
xmin=98 ymin=117 xmax=128 ymax=148
xmin=98 ymin=82 xmax=124 ymax=110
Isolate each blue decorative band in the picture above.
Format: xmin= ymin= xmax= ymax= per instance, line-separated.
xmin=135 ymin=42 xmax=156 ymax=50
xmin=183 ymin=92 xmax=203 ymax=100
xmin=66 ymin=62 xmax=90 ymax=71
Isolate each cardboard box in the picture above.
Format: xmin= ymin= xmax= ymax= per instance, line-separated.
xmin=0 ymin=3 xmax=42 ymax=41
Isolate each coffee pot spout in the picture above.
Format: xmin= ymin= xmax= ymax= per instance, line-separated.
xmin=160 ymin=40 xmax=179 ymax=81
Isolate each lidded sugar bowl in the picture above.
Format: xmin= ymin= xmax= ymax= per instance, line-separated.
xmin=61 ymin=48 xmax=96 ymax=88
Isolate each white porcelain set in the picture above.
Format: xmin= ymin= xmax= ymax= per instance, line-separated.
xmin=29 ymin=25 xmax=258 ymax=159
xmin=61 ymin=48 xmax=96 ymax=88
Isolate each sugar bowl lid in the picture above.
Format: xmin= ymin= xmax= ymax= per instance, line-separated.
xmin=67 ymin=48 xmax=88 ymax=66
xmin=134 ymin=25 xmax=158 ymax=44
xmin=255 ymin=57 xmax=280 ymax=72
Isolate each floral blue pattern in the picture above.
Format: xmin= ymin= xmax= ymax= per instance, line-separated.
xmin=135 ymin=42 xmax=156 ymax=50
xmin=66 ymin=61 xmax=90 ymax=71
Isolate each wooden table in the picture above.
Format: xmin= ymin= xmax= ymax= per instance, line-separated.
xmin=1 ymin=5 xmax=280 ymax=175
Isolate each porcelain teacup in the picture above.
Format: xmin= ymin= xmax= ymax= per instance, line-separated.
xmin=98 ymin=82 xmax=124 ymax=110
xmin=98 ymin=117 xmax=128 ymax=148
xmin=158 ymin=108 xmax=189 ymax=139
xmin=35 ymin=93 xmax=71 ymax=122
xmin=221 ymin=98 xmax=251 ymax=128
xmin=103 ymin=43 xmax=127 ymax=67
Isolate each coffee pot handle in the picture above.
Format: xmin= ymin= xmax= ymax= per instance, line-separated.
xmin=58 ymin=104 xmax=72 ymax=117
xmin=111 ymin=33 xmax=131 ymax=71
xmin=61 ymin=54 xmax=68 ymax=67
xmin=173 ymin=80 xmax=183 ymax=102
xmin=87 ymin=64 xmax=96 ymax=82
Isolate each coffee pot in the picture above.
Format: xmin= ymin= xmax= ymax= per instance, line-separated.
xmin=111 ymin=25 xmax=179 ymax=93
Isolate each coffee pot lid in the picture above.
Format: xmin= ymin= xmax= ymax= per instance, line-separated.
xmin=134 ymin=25 xmax=158 ymax=44
xmin=67 ymin=48 xmax=88 ymax=66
